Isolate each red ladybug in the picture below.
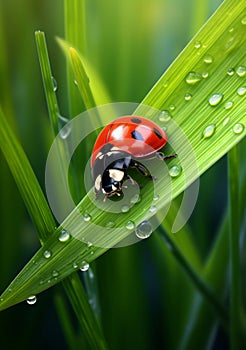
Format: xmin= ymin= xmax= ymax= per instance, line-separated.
xmin=91 ymin=116 xmax=176 ymax=198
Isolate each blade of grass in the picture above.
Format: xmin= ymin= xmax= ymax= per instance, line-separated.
xmin=0 ymin=0 xmax=246 ymax=311
xmin=228 ymin=145 xmax=241 ymax=350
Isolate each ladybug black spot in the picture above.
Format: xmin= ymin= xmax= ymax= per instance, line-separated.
xmin=131 ymin=130 xmax=144 ymax=141
xmin=131 ymin=118 xmax=142 ymax=124
xmin=153 ymin=128 xmax=163 ymax=139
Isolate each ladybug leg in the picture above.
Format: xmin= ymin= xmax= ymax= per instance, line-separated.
xmin=156 ymin=152 xmax=178 ymax=161
xmin=125 ymin=174 xmax=137 ymax=186
xmin=131 ymin=162 xmax=157 ymax=180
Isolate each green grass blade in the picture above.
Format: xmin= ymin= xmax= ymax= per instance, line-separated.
xmin=0 ymin=107 xmax=55 ymax=243
xmin=228 ymin=145 xmax=241 ymax=349
xmin=0 ymin=0 xmax=246 ymax=312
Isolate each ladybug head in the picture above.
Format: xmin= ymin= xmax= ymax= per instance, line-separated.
xmin=94 ymin=168 xmax=125 ymax=198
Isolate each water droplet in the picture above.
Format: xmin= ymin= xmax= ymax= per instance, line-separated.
xmin=59 ymin=229 xmax=70 ymax=242
xmin=169 ymin=165 xmax=182 ymax=178
xmin=185 ymin=72 xmax=202 ymax=85
xmin=126 ymin=220 xmax=135 ymax=230
xmin=74 ymin=79 xmax=78 ymax=86
xmin=80 ymin=261 xmax=90 ymax=272
xmin=202 ymin=72 xmax=209 ymax=79
xmin=73 ymin=262 xmax=78 ymax=269
xmin=208 ymin=93 xmax=223 ymax=106
xmin=121 ymin=205 xmax=130 ymax=213
xmin=106 ymin=221 xmax=115 ymax=228
xmin=194 ymin=41 xmax=201 ymax=49
xmin=224 ymin=101 xmax=234 ymax=110
xmin=203 ymin=124 xmax=216 ymax=138
xmin=233 ymin=123 xmax=244 ymax=134
xmin=87 ymin=241 xmax=93 ymax=248
xmin=184 ymin=93 xmax=192 ymax=101
xmin=228 ymin=27 xmax=234 ymax=33
xmin=52 ymin=270 xmax=59 ymax=277
xmin=241 ymin=16 xmax=246 ymax=25
xmin=130 ymin=194 xmax=141 ymax=204
xmin=153 ymin=194 xmax=159 ymax=201
xmin=159 ymin=110 xmax=171 ymax=122
xmin=51 ymin=76 xmax=58 ymax=91
xmin=162 ymin=80 xmax=169 ymax=88
xmin=223 ymin=117 xmax=230 ymax=126
xmin=83 ymin=213 xmax=91 ymax=222
xmin=58 ymin=115 xmax=71 ymax=139
xmin=227 ymin=68 xmax=235 ymax=76
xmin=26 ymin=296 xmax=37 ymax=305
xmin=135 ymin=221 xmax=153 ymax=239
xmin=237 ymin=87 xmax=246 ymax=96
xmin=43 ymin=250 xmax=52 ymax=259
xmin=149 ymin=205 xmax=157 ymax=214
xmin=0 ymin=298 xmax=4 ymax=302
xmin=203 ymin=55 xmax=213 ymax=64
xmin=169 ymin=104 xmax=175 ymax=111
xmin=236 ymin=66 xmax=246 ymax=77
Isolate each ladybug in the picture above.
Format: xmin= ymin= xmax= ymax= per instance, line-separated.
xmin=91 ymin=116 xmax=176 ymax=198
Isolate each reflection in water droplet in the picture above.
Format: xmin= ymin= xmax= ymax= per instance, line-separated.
xmin=135 ymin=221 xmax=152 ymax=239
xmin=59 ymin=229 xmax=70 ymax=242
xmin=126 ymin=221 xmax=135 ymax=230
xmin=185 ymin=72 xmax=202 ymax=85
xmin=43 ymin=250 xmax=52 ymax=259
xmin=203 ymin=55 xmax=213 ymax=64
xmin=169 ymin=105 xmax=175 ymax=111
xmin=26 ymin=296 xmax=37 ymax=305
xmin=237 ymin=87 xmax=246 ymax=96
xmin=223 ymin=117 xmax=230 ymax=126
xmin=169 ymin=165 xmax=182 ymax=178
xmin=52 ymin=77 xmax=58 ymax=91
xmin=84 ymin=213 xmax=91 ymax=222
xmin=149 ymin=205 xmax=157 ymax=214
xmin=224 ymin=101 xmax=234 ymax=110
xmin=208 ymin=93 xmax=223 ymax=106
xmin=227 ymin=68 xmax=235 ymax=76
xmin=194 ymin=41 xmax=201 ymax=49
xmin=121 ymin=205 xmax=130 ymax=213
xmin=184 ymin=93 xmax=192 ymax=101
xmin=159 ymin=110 xmax=171 ymax=122
xmin=202 ymin=72 xmax=209 ymax=79
xmin=233 ymin=123 xmax=244 ymax=134
xmin=236 ymin=66 xmax=246 ymax=77
xmin=80 ymin=261 xmax=90 ymax=272
xmin=52 ymin=270 xmax=59 ymax=277
xmin=203 ymin=124 xmax=216 ymax=138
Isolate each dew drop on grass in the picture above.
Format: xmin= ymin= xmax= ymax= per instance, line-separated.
xmin=224 ymin=101 xmax=234 ymax=110
xmin=233 ymin=123 xmax=244 ymax=134
xmin=126 ymin=220 xmax=135 ymax=230
xmin=223 ymin=117 xmax=230 ymax=126
xmin=203 ymin=124 xmax=216 ymax=138
xmin=237 ymin=87 xmax=246 ymax=96
xmin=194 ymin=41 xmax=201 ymax=49
xmin=43 ymin=250 xmax=52 ymax=259
xmin=153 ymin=194 xmax=159 ymax=201
xmin=185 ymin=72 xmax=202 ymax=85
xmin=227 ymin=68 xmax=235 ymax=76
xmin=159 ymin=110 xmax=171 ymax=122
xmin=106 ymin=221 xmax=115 ymax=228
xmin=184 ymin=93 xmax=192 ymax=101
xmin=149 ymin=205 xmax=157 ymax=214
xmin=241 ymin=16 xmax=246 ymax=25
xmin=58 ymin=116 xmax=71 ymax=139
xmin=236 ymin=66 xmax=246 ymax=77
xmin=121 ymin=205 xmax=130 ymax=213
xmin=203 ymin=55 xmax=213 ymax=64
xmin=130 ymin=194 xmax=141 ymax=204
xmin=73 ymin=262 xmax=78 ymax=269
xmin=169 ymin=104 xmax=175 ymax=111
xmin=26 ymin=296 xmax=37 ymax=305
xmin=80 ymin=261 xmax=90 ymax=272
xmin=58 ymin=229 xmax=70 ymax=242
xmin=83 ymin=213 xmax=91 ymax=222
xmin=52 ymin=270 xmax=59 ymax=277
xmin=169 ymin=165 xmax=182 ymax=178
xmin=202 ymin=72 xmax=209 ymax=79
xmin=135 ymin=221 xmax=152 ymax=239
xmin=208 ymin=93 xmax=223 ymax=106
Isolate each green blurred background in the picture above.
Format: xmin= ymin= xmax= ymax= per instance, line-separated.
xmin=0 ymin=0 xmax=229 ymax=349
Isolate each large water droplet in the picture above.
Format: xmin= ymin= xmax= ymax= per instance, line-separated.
xmin=237 ymin=87 xmax=246 ymax=96
xmin=159 ymin=110 xmax=171 ymax=122
xmin=203 ymin=124 xmax=216 ymax=138
xmin=135 ymin=221 xmax=152 ymax=239
xmin=43 ymin=250 xmax=52 ymax=259
xmin=169 ymin=165 xmax=182 ymax=178
xmin=126 ymin=221 xmax=135 ymax=230
xmin=208 ymin=93 xmax=223 ymax=106
xmin=59 ymin=229 xmax=70 ymax=242
xmin=236 ymin=66 xmax=246 ymax=77
xmin=26 ymin=296 xmax=37 ymax=305
xmin=185 ymin=72 xmax=202 ymax=85
xmin=80 ymin=261 xmax=90 ymax=272
xmin=233 ymin=123 xmax=244 ymax=134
